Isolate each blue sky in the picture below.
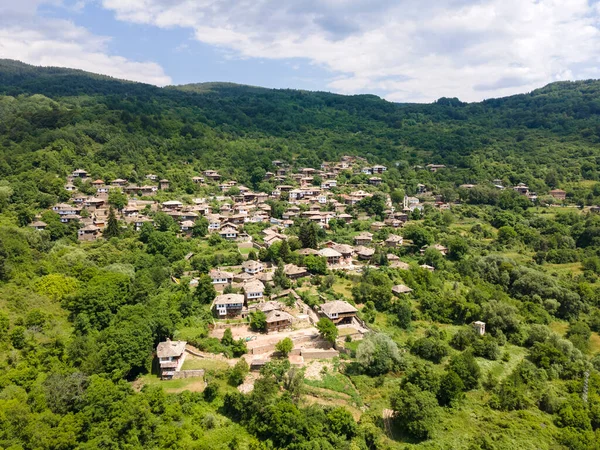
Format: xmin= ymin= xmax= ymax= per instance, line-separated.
xmin=1 ymin=0 xmax=600 ymax=102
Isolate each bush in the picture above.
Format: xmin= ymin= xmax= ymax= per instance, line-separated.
xmin=275 ymin=337 xmax=293 ymax=357
xmin=229 ymin=358 xmax=249 ymax=386
xmin=356 ymin=332 xmax=403 ymax=376
xmin=390 ymin=382 xmax=439 ymax=440
xmin=203 ymin=382 xmax=219 ymax=402
xmin=411 ymin=337 xmax=449 ymax=364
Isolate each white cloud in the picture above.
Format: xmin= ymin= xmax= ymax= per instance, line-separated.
xmin=0 ymin=2 xmax=171 ymax=86
xmin=99 ymin=0 xmax=600 ymax=101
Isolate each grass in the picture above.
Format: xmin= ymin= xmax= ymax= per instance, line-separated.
xmin=543 ymin=261 xmax=583 ymax=276
xmin=549 ymin=321 xmax=568 ymax=336
xmin=475 ymin=344 xmax=528 ymax=380
xmin=589 ymin=332 xmax=600 ymax=354
xmin=331 ymin=278 xmax=353 ymax=298
xmin=181 ymin=357 xmax=230 ymax=372
xmin=304 ymin=371 xmax=363 ymax=406
xmin=136 ymin=374 xmax=206 ymax=393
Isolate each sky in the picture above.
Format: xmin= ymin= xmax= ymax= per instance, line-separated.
xmin=1 ymin=0 xmax=600 ymax=102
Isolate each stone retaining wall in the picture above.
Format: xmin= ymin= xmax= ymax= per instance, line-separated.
xmin=301 ymin=349 xmax=339 ymax=359
xmin=172 ymin=369 xmax=205 ymax=379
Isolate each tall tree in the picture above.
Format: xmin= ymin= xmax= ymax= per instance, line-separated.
xmin=104 ymin=207 xmax=120 ymax=239
xmin=299 ymin=222 xmax=318 ymax=249
xmin=193 ymin=274 xmax=217 ymax=305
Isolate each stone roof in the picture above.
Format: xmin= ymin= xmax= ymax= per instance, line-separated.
xmin=319 ymin=248 xmax=342 ymax=258
xmin=257 ymin=300 xmax=285 ymax=313
xmin=29 ymin=221 xmax=47 ymax=227
xmin=321 ymin=300 xmax=357 ymax=315
xmin=297 ymin=248 xmax=319 ymax=255
xmin=156 ymin=339 xmax=186 ymax=358
xmin=284 ymin=264 xmax=307 ymax=276
xmin=332 ymin=244 xmax=354 ymax=255
xmin=209 ymin=269 xmax=234 ymax=279
xmin=243 ymin=260 xmax=263 ymax=270
xmin=386 ymin=234 xmax=403 ymax=243
xmin=213 ymin=293 xmax=245 ymax=306
xmin=265 ymin=310 xmax=294 ymax=323
xmin=243 ymin=279 xmax=265 ymax=293
xmin=392 ymin=284 xmax=413 ymax=294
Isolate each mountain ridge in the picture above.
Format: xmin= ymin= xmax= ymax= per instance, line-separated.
xmin=2 ymin=58 xmax=600 ymax=107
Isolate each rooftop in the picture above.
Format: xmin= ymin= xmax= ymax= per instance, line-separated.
xmin=156 ymin=339 xmax=186 ymax=358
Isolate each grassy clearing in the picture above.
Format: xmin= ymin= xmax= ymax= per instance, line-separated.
xmin=549 ymin=321 xmax=568 ymax=336
xmin=136 ymin=374 xmax=206 ymax=393
xmin=543 ymin=261 xmax=583 ymax=276
xmin=331 ymin=278 xmax=353 ymax=298
xmin=589 ymin=332 xmax=600 ymax=354
xmin=476 ymin=344 xmax=528 ymax=380
xmin=386 ymin=396 xmax=560 ymax=449
xmin=304 ymin=371 xmax=363 ymax=406
xmin=181 ymin=357 xmax=230 ymax=372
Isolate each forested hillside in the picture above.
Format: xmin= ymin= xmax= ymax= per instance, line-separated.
xmin=1 ymin=59 xmax=600 ymax=450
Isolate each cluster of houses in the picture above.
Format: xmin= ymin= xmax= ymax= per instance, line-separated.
xmin=30 ymin=157 xmax=430 ymax=242
xmin=459 ymin=180 xmax=568 ymax=203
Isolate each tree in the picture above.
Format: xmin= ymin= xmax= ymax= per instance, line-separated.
xmin=276 ymin=337 xmax=293 ymax=357
xmin=497 ymin=226 xmax=517 ymax=244
xmin=316 ymin=317 xmax=338 ymax=344
xmin=192 ymin=216 xmax=208 ymax=237
xmin=356 ymin=193 xmax=386 ymax=218
xmin=356 ymin=332 xmax=403 ymax=375
xmin=448 ymin=351 xmax=481 ymax=390
xmin=154 ymin=212 xmax=175 ymax=232
xmin=0 ymin=311 xmax=8 ymax=340
xmin=352 ymin=270 xmax=393 ymax=311
xmin=393 ymin=300 xmax=412 ymax=329
xmin=193 ymin=274 xmax=217 ymax=306
xmin=304 ymin=255 xmax=327 ymax=275
xmin=273 ymin=260 xmax=291 ymax=289
xmin=108 ymin=189 xmax=128 ymax=210
xmin=103 ymin=207 xmax=120 ymax=239
xmin=278 ymin=240 xmax=291 ymax=262
xmin=391 ymin=382 xmax=439 ymax=440
xmin=250 ymin=310 xmax=267 ymax=332
xmin=299 ymin=221 xmax=318 ymax=249
xmin=10 ymin=326 xmax=26 ymax=349
xmin=447 ymin=236 xmax=469 ymax=260
xmin=566 ymin=321 xmax=592 ymax=353
xmin=410 ymin=336 xmax=449 ymax=364
xmin=221 ymin=328 xmax=235 ymax=346
xmin=437 ymin=371 xmax=465 ymax=406
xmin=402 ymin=224 xmax=433 ymax=248
xmin=229 ymin=358 xmax=249 ymax=386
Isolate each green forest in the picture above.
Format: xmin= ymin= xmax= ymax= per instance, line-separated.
xmin=1 ymin=59 xmax=600 ymax=449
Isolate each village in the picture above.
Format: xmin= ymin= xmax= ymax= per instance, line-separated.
xmin=27 ymin=156 xmax=577 ymax=390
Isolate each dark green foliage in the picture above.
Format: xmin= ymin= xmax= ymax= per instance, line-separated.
xmin=299 ymin=222 xmax=318 ymax=249
xmin=391 ymin=382 xmax=439 ymax=440
xmin=192 ymin=274 xmax=217 ymax=306
xmin=447 ymin=351 xmax=481 ymax=390
xmin=250 ymin=310 xmax=267 ymax=332
xmin=566 ymin=321 xmax=592 ymax=353
xmin=437 ymin=371 xmax=465 ymax=406
xmin=103 ymin=207 xmax=120 ymax=239
xmin=352 ymin=269 xmax=393 ymax=311
xmin=410 ymin=336 xmax=449 ymax=364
